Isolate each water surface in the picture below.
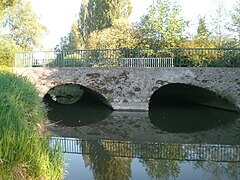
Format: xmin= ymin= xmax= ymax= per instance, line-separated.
xmin=46 ymin=98 xmax=240 ymax=179
xmin=51 ymin=137 xmax=240 ymax=180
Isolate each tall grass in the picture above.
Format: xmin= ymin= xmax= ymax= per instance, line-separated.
xmin=0 ymin=68 xmax=64 ymax=179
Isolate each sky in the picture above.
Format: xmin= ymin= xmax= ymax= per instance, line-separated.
xmin=28 ymin=0 xmax=236 ymax=50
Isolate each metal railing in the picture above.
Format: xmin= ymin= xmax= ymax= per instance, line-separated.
xmin=51 ymin=137 xmax=240 ymax=162
xmin=15 ymin=48 xmax=240 ymax=68
xmin=119 ymin=57 xmax=174 ymax=67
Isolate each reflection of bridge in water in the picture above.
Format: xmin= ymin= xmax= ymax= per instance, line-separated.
xmin=51 ymin=137 xmax=240 ymax=162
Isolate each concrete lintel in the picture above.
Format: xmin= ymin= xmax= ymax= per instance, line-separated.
xmin=237 ymin=104 xmax=240 ymax=111
xmin=111 ymin=102 xmax=148 ymax=111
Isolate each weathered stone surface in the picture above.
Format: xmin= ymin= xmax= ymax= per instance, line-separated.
xmin=14 ymin=67 xmax=240 ymax=111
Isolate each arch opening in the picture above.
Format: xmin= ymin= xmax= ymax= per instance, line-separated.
xmin=43 ymin=83 xmax=113 ymax=127
xmin=149 ymin=83 xmax=240 ymax=133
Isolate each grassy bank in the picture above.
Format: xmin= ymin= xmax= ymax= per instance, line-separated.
xmin=0 ymin=67 xmax=64 ymax=179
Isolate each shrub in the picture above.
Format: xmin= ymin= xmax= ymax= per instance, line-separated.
xmin=0 ymin=39 xmax=21 ymax=67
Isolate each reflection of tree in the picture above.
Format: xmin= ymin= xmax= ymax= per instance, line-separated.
xmin=191 ymin=144 xmax=240 ymax=180
xmin=91 ymin=156 xmax=131 ymax=180
xmin=138 ymin=144 xmax=185 ymax=179
xmin=81 ymin=140 xmax=132 ymax=180
xmin=140 ymin=159 xmax=180 ymax=179
xmin=56 ymin=137 xmax=240 ymax=179
xmin=193 ymin=161 xmax=240 ymax=180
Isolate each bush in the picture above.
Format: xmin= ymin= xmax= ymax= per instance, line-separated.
xmin=0 ymin=39 xmax=21 ymax=67
xmin=0 ymin=65 xmax=12 ymax=73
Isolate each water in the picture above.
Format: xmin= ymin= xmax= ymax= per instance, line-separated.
xmin=51 ymin=137 xmax=240 ymax=180
xmin=64 ymin=153 xmax=240 ymax=180
xmin=45 ymin=97 xmax=240 ymax=180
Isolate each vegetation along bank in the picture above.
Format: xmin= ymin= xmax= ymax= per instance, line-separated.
xmin=0 ymin=66 xmax=64 ymax=179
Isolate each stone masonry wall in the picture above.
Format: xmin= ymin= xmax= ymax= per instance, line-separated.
xmin=14 ymin=67 xmax=240 ymax=111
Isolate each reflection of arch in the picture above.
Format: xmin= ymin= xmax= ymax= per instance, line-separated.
xmin=149 ymin=83 xmax=239 ymax=112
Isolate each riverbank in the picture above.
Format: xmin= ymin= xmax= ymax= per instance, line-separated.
xmin=0 ymin=67 xmax=64 ymax=179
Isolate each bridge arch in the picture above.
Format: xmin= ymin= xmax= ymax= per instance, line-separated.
xmin=149 ymin=83 xmax=240 ymax=132
xmin=43 ymin=83 xmax=113 ymax=126
xmin=149 ymin=83 xmax=239 ymax=112
xmin=43 ymin=83 xmax=112 ymax=109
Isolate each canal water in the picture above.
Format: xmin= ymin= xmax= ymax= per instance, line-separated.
xmin=45 ymin=96 xmax=240 ymax=180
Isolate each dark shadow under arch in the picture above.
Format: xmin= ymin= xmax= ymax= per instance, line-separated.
xmin=43 ymin=83 xmax=113 ymax=127
xmin=149 ymin=83 xmax=240 ymax=133
xmin=149 ymin=83 xmax=239 ymax=112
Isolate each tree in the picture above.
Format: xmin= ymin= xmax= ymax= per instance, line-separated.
xmin=0 ymin=0 xmax=16 ymax=21
xmin=78 ymin=0 xmax=132 ymax=47
xmin=183 ymin=17 xmax=213 ymax=48
xmin=57 ymin=0 xmax=133 ymax=50
xmin=78 ymin=0 xmax=88 ymax=45
xmin=78 ymin=0 xmax=112 ymax=46
xmin=210 ymin=0 xmax=230 ymax=47
xmin=1 ymin=0 xmax=47 ymax=51
xmin=0 ymin=0 xmax=16 ymax=11
xmin=229 ymin=0 xmax=240 ymax=46
xmin=197 ymin=17 xmax=210 ymax=38
xmin=82 ymin=140 xmax=132 ymax=180
xmin=86 ymin=18 xmax=140 ymax=49
xmin=136 ymin=0 xmax=188 ymax=48
xmin=107 ymin=0 xmax=132 ymax=20
xmin=55 ymin=18 xmax=83 ymax=51
xmin=68 ymin=19 xmax=83 ymax=50
xmin=139 ymin=144 xmax=182 ymax=179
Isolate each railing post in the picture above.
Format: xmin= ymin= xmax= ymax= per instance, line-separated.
xmin=174 ymin=48 xmax=180 ymax=67
xmin=30 ymin=52 xmax=33 ymax=67
xmin=62 ymin=50 xmax=65 ymax=67
xmin=14 ymin=52 xmax=17 ymax=67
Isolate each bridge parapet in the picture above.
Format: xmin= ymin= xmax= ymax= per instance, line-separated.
xmin=15 ymin=48 xmax=240 ymax=68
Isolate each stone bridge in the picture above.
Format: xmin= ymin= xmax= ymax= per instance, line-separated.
xmin=14 ymin=67 xmax=240 ymax=111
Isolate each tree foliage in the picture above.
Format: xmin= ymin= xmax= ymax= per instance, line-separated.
xmin=0 ymin=0 xmax=17 ymax=12
xmin=0 ymin=0 xmax=47 ymax=66
xmin=210 ymin=0 xmax=230 ymax=47
xmin=87 ymin=18 xmax=140 ymax=49
xmin=182 ymin=17 xmax=214 ymax=48
xmin=56 ymin=0 xmax=133 ymax=50
xmin=136 ymin=0 xmax=188 ymax=48
xmin=56 ymin=0 xmax=239 ymax=51
xmin=83 ymin=140 xmax=132 ymax=180
xmin=197 ymin=17 xmax=210 ymax=38
xmin=78 ymin=0 xmax=88 ymax=45
xmin=78 ymin=0 xmax=132 ymax=48
xmin=0 ymin=39 xmax=21 ymax=67
xmin=68 ymin=19 xmax=82 ymax=50
xmin=229 ymin=0 xmax=240 ymax=46
xmin=1 ymin=0 xmax=47 ymax=51
xmin=107 ymin=0 xmax=132 ymax=20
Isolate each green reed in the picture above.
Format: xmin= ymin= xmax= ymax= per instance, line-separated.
xmin=0 ymin=68 xmax=64 ymax=179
